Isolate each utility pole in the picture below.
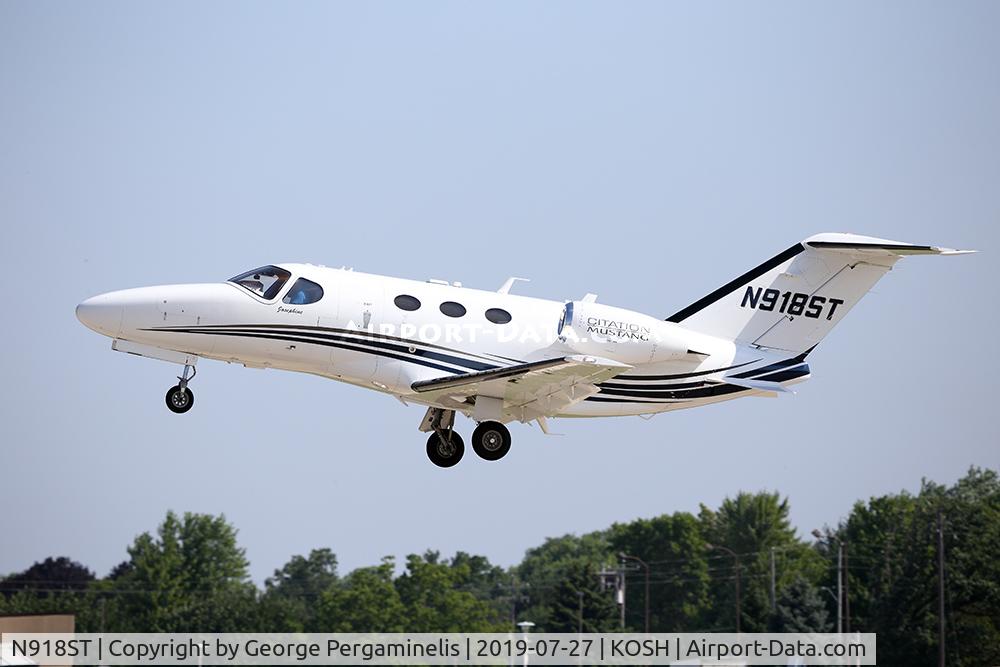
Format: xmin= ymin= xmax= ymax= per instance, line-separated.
xmin=938 ymin=509 xmax=946 ymax=667
xmin=813 ymin=529 xmax=844 ymax=633
xmin=619 ymin=566 xmax=626 ymax=630
xmin=598 ymin=567 xmax=626 ymax=630
xmin=577 ymin=590 xmax=584 ymax=634
xmin=707 ymin=544 xmax=741 ymax=633
xmin=837 ymin=542 xmax=843 ymax=633
xmin=510 ymin=577 xmax=517 ymax=631
xmin=619 ymin=553 xmax=651 ymax=632
xmin=770 ymin=547 xmax=776 ymax=613
xmin=844 ymin=543 xmax=850 ymax=633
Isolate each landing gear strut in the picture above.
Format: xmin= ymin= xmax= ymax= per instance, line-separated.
xmin=472 ymin=421 xmax=511 ymax=461
xmin=165 ymin=364 xmax=196 ymax=414
xmin=421 ymin=407 xmax=465 ymax=467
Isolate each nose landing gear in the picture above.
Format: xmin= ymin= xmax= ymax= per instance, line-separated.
xmin=165 ymin=364 xmax=196 ymax=414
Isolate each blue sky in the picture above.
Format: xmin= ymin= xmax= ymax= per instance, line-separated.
xmin=2 ymin=1 xmax=997 ymax=583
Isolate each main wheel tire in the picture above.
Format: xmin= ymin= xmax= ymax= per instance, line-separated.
xmin=165 ymin=385 xmax=194 ymax=414
xmin=472 ymin=421 xmax=511 ymax=461
xmin=426 ymin=431 xmax=465 ymax=468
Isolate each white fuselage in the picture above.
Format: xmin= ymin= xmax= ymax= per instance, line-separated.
xmin=76 ymin=263 xmax=808 ymax=422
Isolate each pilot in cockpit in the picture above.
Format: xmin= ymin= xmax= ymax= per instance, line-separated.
xmin=237 ymin=275 xmax=264 ymax=293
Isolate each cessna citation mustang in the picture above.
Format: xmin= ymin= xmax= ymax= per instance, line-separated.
xmin=77 ymin=233 xmax=972 ymax=468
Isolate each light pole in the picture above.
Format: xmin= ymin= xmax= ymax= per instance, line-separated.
xmin=619 ymin=552 xmax=651 ymax=632
xmin=820 ymin=585 xmax=838 ymax=627
xmin=770 ymin=547 xmax=777 ymax=613
xmin=517 ymin=621 xmax=535 ymax=667
xmin=813 ymin=529 xmax=846 ymax=633
xmin=707 ymin=543 xmax=741 ymax=633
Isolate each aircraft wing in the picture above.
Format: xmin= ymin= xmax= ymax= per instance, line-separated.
xmin=411 ymin=355 xmax=632 ymax=422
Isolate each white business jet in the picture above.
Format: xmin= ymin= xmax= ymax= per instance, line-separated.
xmin=77 ymin=233 xmax=972 ymax=467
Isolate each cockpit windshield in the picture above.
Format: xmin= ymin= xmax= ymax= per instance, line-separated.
xmin=228 ymin=265 xmax=291 ymax=300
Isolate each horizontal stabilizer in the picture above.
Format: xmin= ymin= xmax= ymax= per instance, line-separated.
xmin=666 ymin=232 xmax=976 ymax=353
xmin=805 ymin=233 xmax=976 ymax=256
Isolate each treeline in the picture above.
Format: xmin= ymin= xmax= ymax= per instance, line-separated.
xmin=2 ymin=467 xmax=997 ymax=665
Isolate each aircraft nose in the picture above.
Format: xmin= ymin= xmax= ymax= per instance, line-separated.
xmin=76 ymin=293 xmax=124 ymax=337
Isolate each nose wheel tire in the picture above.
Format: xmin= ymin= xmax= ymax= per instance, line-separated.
xmin=426 ymin=431 xmax=465 ymax=468
xmin=165 ymin=385 xmax=194 ymax=414
xmin=472 ymin=421 xmax=511 ymax=461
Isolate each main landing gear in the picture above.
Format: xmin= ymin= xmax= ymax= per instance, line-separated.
xmin=426 ymin=431 xmax=465 ymax=468
xmin=471 ymin=421 xmax=511 ymax=461
xmin=165 ymin=364 xmax=196 ymax=414
xmin=420 ymin=408 xmax=512 ymax=468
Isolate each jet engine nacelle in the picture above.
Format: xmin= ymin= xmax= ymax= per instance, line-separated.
xmin=558 ymin=301 xmax=695 ymax=365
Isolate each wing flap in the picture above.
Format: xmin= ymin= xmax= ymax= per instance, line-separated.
xmin=411 ymin=357 xmax=571 ymax=393
xmin=411 ymin=355 xmax=631 ymax=421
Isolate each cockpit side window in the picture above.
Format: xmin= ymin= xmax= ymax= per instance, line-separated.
xmin=229 ymin=265 xmax=291 ymax=300
xmin=282 ymin=278 xmax=324 ymax=305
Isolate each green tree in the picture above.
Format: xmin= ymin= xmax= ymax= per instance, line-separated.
xmin=700 ymin=491 xmax=819 ymax=631
xmin=317 ymin=558 xmax=405 ymax=631
xmin=1 ymin=557 xmax=95 ymax=598
xmin=515 ymin=532 xmax=613 ymax=630
xmin=261 ymin=548 xmax=338 ymax=630
xmin=546 ymin=560 xmax=619 ymax=632
xmin=107 ymin=511 xmax=257 ymax=631
xmin=840 ymin=467 xmax=1000 ymax=666
xmin=608 ymin=512 xmax=709 ymax=631
xmin=449 ymin=552 xmax=508 ymax=603
xmin=395 ymin=552 xmax=506 ymax=631
xmin=770 ymin=575 xmax=831 ymax=632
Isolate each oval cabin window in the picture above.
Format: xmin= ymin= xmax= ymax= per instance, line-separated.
xmin=485 ymin=308 xmax=512 ymax=324
xmin=439 ymin=301 xmax=467 ymax=318
xmin=394 ymin=294 xmax=421 ymax=311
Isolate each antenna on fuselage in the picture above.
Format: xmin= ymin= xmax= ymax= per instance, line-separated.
xmin=497 ymin=277 xmax=530 ymax=294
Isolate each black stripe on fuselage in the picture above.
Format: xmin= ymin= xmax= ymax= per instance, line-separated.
xmin=598 ymin=354 xmax=804 ymax=391
xmin=599 ymin=379 xmax=710 ymax=391
xmin=594 ymin=353 xmax=814 ymax=398
xmin=151 ymin=323 xmax=520 ymax=366
xmin=147 ymin=328 xmax=473 ymax=374
xmin=586 ymin=384 xmax=750 ymax=403
xmin=191 ymin=327 xmax=497 ymax=372
xmin=666 ymin=243 xmax=805 ymax=323
xmin=611 ymin=359 xmax=759 ymax=382
xmin=146 ymin=324 xmax=506 ymax=373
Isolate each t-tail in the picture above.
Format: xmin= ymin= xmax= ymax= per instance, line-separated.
xmin=667 ymin=232 xmax=975 ymax=354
